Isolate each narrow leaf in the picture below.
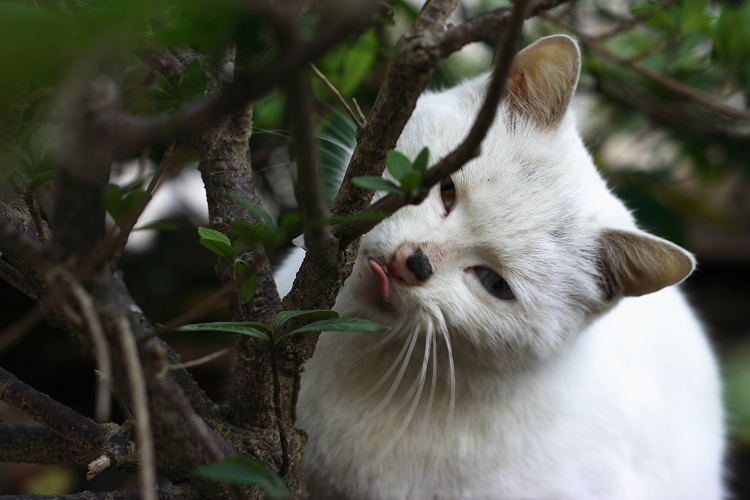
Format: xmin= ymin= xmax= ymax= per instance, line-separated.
xmin=29 ymin=169 xmax=54 ymax=191
xmin=172 ymin=322 xmax=270 ymax=341
xmin=153 ymin=70 xmax=176 ymax=95
xmin=279 ymin=317 xmax=389 ymax=342
xmin=194 ymin=457 xmax=288 ymax=499
xmin=271 ymin=309 xmax=339 ymax=331
xmin=352 ymin=176 xmax=404 ymax=195
xmin=134 ymin=220 xmax=179 ymax=231
xmin=399 ymin=171 xmax=423 ymax=195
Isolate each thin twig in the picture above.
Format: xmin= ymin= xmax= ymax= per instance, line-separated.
xmin=156 ymin=257 xmax=263 ymax=335
xmin=588 ymin=0 xmax=680 ymax=40
xmin=309 ymin=63 xmax=362 ymax=127
xmin=46 ymin=267 xmax=112 ymax=423
xmin=352 ymin=97 xmax=367 ymax=125
xmin=115 ymin=316 xmax=157 ymax=500
xmin=335 ymin=0 xmax=533 ymax=246
xmin=25 ymin=191 xmax=49 ymax=243
xmin=169 ymin=348 xmax=232 ymax=371
xmin=545 ymin=13 xmax=750 ymax=121
xmin=111 ymin=2 xmax=381 ymax=159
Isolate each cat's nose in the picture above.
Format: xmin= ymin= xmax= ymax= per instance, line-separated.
xmin=389 ymin=245 xmax=433 ymax=285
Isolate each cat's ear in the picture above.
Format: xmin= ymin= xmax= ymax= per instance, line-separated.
xmin=598 ymin=229 xmax=695 ymax=298
xmin=505 ymin=35 xmax=580 ymax=129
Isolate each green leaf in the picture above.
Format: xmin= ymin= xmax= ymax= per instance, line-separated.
xmin=235 ymin=260 xmax=257 ymax=305
xmin=120 ymin=189 xmax=148 ymax=225
xmin=412 ymin=147 xmax=430 ymax=174
xmin=102 ymin=184 xmax=125 ymax=222
xmin=231 ymin=221 xmax=283 ymax=253
xmin=386 ymin=150 xmax=412 ymax=180
xmin=199 ymin=238 xmax=235 ymax=263
xmin=153 ymin=70 xmax=176 ymax=95
xmin=340 ymin=29 xmax=378 ymax=95
xmin=198 ymin=227 xmax=231 ymax=245
xmin=228 ymin=192 xmax=275 ymax=228
xmin=1 ymin=141 xmax=32 ymax=166
xmin=399 ymin=171 xmax=423 ymax=196
xmin=198 ymin=227 xmax=234 ymax=261
xmin=29 ymin=169 xmax=54 ymax=191
xmin=271 ymin=309 xmax=339 ymax=331
xmin=194 ymin=457 xmax=288 ymax=499
xmin=30 ymin=125 xmax=59 ymax=166
xmin=172 ymin=322 xmax=270 ymax=341
xmin=279 ymin=317 xmax=389 ymax=342
xmin=352 ymin=176 xmax=404 ymax=195
xmin=177 ymin=59 xmax=207 ymax=101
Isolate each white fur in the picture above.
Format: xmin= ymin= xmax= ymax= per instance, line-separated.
xmin=281 ymin=36 xmax=724 ymax=499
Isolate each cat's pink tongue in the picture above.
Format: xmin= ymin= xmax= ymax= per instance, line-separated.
xmin=368 ymin=259 xmax=390 ymax=302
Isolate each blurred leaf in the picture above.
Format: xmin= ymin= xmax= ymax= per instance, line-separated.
xmin=386 ymin=150 xmax=412 ymax=180
xmin=235 ymin=260 xmax=257 ymax=305
xmin=30 ymin=125 xmax=59 ymax=166
xmin=171 ymin=322 xmax=270 ymax=341
xmin=194 ymin=457 xmax=288 ymax=499
xmin=399 ymin=171 xmax=423 ymax=195
xmin=413 ymin=147 xmax=430 ymax=174
xmin=229 ymin=192 xmax=275 ymax=228
xmin=271 ymin=309 xmax=338 ymax=331
xmin=231 ymin=220 xmax=285 ymax=251
xmin=29 ymin=169 xmax=55 ymax=191
xmin=198 ymin=227 xmax=231 ymax=245
xmin=352 ymin=176 xmax=404 ymax=195
xmin=154 ymin=70 xmax=176 ymax=96
xmin=177 ymin=59 xmax=207 ymax=101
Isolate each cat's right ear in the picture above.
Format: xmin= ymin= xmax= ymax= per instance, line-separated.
xmin=597 ymin=229 xmax=696 ymax=299
xmin=504 ymin=35 xmax=580 ymax=129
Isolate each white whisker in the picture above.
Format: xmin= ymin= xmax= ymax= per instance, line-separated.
xmin=441 ymin=324 xmax=456 ymax=437
xmin=372 ymin=327 xmax=419 ymax=417
xmin=362 ymin=320 xmax=412 ymax=399
xmin=422 ymin=324 xmax=437 ymax=426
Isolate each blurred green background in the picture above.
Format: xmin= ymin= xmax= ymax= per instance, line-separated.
xmin=0 ymin=0 xmax=749 ymax=495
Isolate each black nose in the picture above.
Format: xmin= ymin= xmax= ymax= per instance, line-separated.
xmin=406 ymin=248 xmax=433 ymax=281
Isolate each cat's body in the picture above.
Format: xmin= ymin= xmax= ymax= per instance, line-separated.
xmin=276 ymin=36 xmax=724 ymax=499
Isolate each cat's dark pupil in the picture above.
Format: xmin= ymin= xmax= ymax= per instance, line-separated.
xmin=480 ymin=270 xmax=515 ymax=300
xmin=441 ymin=182 xmax=454 ymax=192
xmin=440 ymin=178 xmax=456 ymax=213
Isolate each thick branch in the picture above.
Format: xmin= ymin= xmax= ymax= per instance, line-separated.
xmin=0 ymin=484 xmax=205 ymax=500
xmin=0 ymin=365 xmax=131 ymax=460
xmin=0 ymin=424 xmax=102 ymax=466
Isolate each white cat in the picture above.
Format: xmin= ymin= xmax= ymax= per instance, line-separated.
xmin=277 ymin=35 xmax=725 ymax=499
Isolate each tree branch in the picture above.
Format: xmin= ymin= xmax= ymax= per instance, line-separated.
xmin=545 ymin=13 xmax=750 ymax=121
xmin=0 ymin=365 xmax=131 ymax=460
xmin=437 ymin=0 xmax=572 ymax=58
xmin=0 ymin=423 xmax=103 ymax=466
xmin=0 ymin=484 xmax=206 ymax=500
xmin=112 ymin=1 xmax=381 ymax=159
xmin=287 ymin=68 xmax=333 ymax=257
xmin=335 ymin=0 xmax=532 ymax=246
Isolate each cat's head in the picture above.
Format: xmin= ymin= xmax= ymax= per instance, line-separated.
xmin=336 ymin=35 xmax=694 ymax=371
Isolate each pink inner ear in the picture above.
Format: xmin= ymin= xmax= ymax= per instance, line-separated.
xmin=368 ymin=259 xmax=390 ymax=302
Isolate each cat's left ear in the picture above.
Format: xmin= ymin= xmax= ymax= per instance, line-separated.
xmin=504 ymin=35 xmax=581 ymax=129
xmin=598 ymin=229 xmax=696 ymax=298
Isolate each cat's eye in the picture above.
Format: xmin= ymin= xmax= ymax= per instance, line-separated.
xmin=474 ymin=267 xmax=515 ymax=300
xmin=440 ymin=177 xmax=456 ymax=214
